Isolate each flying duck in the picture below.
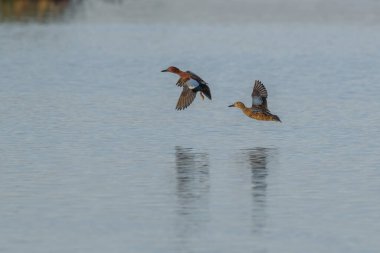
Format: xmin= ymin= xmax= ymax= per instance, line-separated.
xmin=161 ymin=66 xmax=212 ymax=110
xmin=229 ymin=80 xmax=281 ymax=122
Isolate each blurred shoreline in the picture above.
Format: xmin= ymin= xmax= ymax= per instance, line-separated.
xmin=1 ymin=0 xmax=380 ymax=24
xmin=0 ymin=0 xmax=74 ymax=22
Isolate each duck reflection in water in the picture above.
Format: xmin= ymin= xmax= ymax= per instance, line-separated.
xmin=240 ymin=147 xmax=276 ymax=234
xmin=174 ymin=146 xmax=210 ymax=250
xmin=175 ymin=146 xmax=210 ymax=216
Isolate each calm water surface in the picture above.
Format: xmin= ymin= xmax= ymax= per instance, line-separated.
xmin=1 ymin=17 xmax=380 ymax=253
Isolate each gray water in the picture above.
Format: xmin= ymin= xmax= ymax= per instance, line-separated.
xmin=1 ymin=2 xmax=380 ymax=253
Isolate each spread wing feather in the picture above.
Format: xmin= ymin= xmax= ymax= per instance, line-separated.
xmin=176 ymin=77 xmax=188 ymax=87
xmin=251 ymin=80 xmax=268 ymax=108
xmin=176 ymin=86 xmax=197 ymax=110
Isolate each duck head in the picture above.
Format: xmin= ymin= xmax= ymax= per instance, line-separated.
xmin=228 ymin=101 xmax=246 ymax=109
xmin=161 ymin=66 xmax=181 ymax=73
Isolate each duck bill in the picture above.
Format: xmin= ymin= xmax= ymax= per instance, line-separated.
xmin=228 ymin=104 xmax=235 ymax=107
xmin=161 ymin=69 xmax=168 ymax=72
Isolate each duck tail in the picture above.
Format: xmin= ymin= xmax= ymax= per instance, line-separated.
xmin=272 ymin=115 xmax=281 ymax=122
xmin=201 ymin=84 xmax=212 ymax=100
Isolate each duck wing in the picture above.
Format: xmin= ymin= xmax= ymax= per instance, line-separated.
xmin=186 ymin=71 xmax=211 ymax=100
xmin=176 ymin=85 xmax=197 ymax=110
xmin=176 ymin=77 xmax=188 ymax=87
xmin=251 ymin=80 xmax=268 ymax=109
xmin=186 ymin=71 xmax=208 ymax=85
xmin=251 ymin=105 xmax=272 ymax=115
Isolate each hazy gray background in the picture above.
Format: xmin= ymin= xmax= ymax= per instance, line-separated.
xmin=1 ymin=1 xmax=380 ymax=253
xmin=1 ymin=0 xmax=380 ymax=23
xmin=75 ymin=0 xmax=380 ymax=23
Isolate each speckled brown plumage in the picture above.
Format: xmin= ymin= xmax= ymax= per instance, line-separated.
xmin=229 ymin=80 xmax=281 ymax=122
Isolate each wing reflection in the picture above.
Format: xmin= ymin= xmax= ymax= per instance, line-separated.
xmin=240 ymin=147 xmax=277 ymax=234
xmin=173 ymin=146 xmax=210 ymax=251
xmin=247 ymin=148 xmax=269 ymax=201
xmin=175 ymin=146 xmax=209 ymax=216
